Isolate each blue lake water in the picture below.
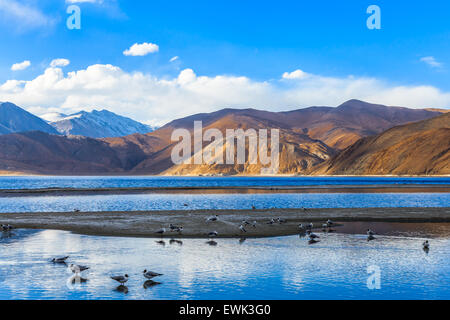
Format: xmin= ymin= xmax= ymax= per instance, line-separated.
xmin=0 ymin=193 xmax=448 ymax=213
xmin=0 ymin=176 xmax=449 ymax=190
xmin=0 ymin=228 xmax=449 ymax=300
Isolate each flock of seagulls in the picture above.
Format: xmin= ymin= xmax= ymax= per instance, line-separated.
xmin=1 ymin=224 xmax=13 ymax=232
xmin=49 ymin=255 xmax=163 ymax=292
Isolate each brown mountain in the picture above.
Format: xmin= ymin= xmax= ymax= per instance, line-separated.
xmin=151 ymin=99 xmax=441 ymax=150
xmin=0 ymin=100 xmax=444 ymax=175
xmin=311 ymin=113 xmax=450 ymax=176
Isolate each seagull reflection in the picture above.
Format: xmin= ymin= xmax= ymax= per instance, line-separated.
xmin=115 ymin=285 xmax=129 ymax=294
xmin=169 ymin=239 xmax=183 ymax=246
xmin=143 ymin=280 xmax=162 ymax=289
xmin=239 ymin=237 xmax=246 ymax=244
xmin=155 ymin=240 xmax=166 ymax=246
xmin=206 ymin=240 xmax=218 ymax=246
xmin=69 ymin=275 xmax=88 ymax=284
xmin=0 ymin=231 xmax=14 ymax=239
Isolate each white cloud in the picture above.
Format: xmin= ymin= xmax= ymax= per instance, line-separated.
xmin=10 ymin=60 xmax=31 ymax=71
xmin=420 ymin=56 xmax=443 ymax=68
xmin=0 ymin=0 xmax=55 ymax=31
xmin=123 ymin=42 xmax=159 ymax=56
xmin=66 ymin=0 xmax=105 ymax=3
xmin=0 ymin=64 xmax=449 ymax=126
xmin=282 ymin=69 xmax=309 ymax=80
xmin=170 ymin=56 xmax=179 ymax=62
xmin=50 ymin=59 xmax=70 ymax=68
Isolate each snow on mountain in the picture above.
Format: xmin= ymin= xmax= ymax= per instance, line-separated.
xmin=0 ymin=102 xmax=59 ymax=135
xmin=50 ymin=109 xmax=155 ymax=138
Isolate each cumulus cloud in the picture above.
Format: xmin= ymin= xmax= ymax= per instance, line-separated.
xmin=420 ymin=56 xmax=443 ymax=68
xmin=123 ymin=42 xmax=159 ymax=56
xmin=0 ymin=64 xmax=449 ymax=126
xmin=282 ymin=69 xmax=309 ymax=80
xmin=10 ymin=60 xmax=31 ymax=71
xmin=50 ymin=59 xmax=70 ymax=68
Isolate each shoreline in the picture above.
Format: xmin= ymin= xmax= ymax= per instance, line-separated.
xmin=0 ymin=184 xmax=449 ymax=197
xmin=1 ymin=207 xmax=449 ymax=239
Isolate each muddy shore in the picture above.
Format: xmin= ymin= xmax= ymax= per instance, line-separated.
xmin=1 ymin=207 xmax=449 ymax=238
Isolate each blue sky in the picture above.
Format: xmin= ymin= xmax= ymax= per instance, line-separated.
xmin=0 ymin=0 xmax=449 ymax=124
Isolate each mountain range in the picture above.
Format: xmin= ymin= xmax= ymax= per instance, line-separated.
xmin=0 ymin=102 xmax=154 ymax=138
xmin=0 ymin=100 xmax=448 ymax=175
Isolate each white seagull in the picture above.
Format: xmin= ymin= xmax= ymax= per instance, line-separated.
xmin=69 ymin=264 xmax=89 ymax=273
xmin=206 ymin=215 xmax=219 ymax=222
xmin=208 ymin=231 xmax=218 ymax=238
xmin=239 ymin=225 xmax=247 ymax=233
xmin=143 ymin=270 xmax=163 ymax=279
xmin=111 ymin=274 xmax=129 ymax=285
xmin=51 ymin=256 xmax=69 ymax=264
xmin=156 ymin=228 xmax=166 ymax=235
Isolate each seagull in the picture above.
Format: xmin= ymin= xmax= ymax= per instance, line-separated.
xmin=267 ymin=218 xmax=276 ymax=225
xmin=74 ymin=209 xmax=80 ymax=213
xmin=277 ymin=218 xmax=287 ymax=224
xmin=69 ymin=264 xmax=89 ymax=273
xmin=423 ymin=240 xmax=430 ymax=250
xmin=252 ymin=205 xmax=256 ymax=210
xmin=111 ymin=274 xmax=129 ymax=285
xmin=298 ymin=223 xmax=305 ymax=230
xmin=51 ymin=256 xmax=69 ymax=264
xmin=326 ymin=219 xmax=334 ymax=226
xmin=239 ymin=225 xmax=247 ymax=233
xmin=156 ymin=228 xmax=166 ymax=235
xmin=242 ymin=220 xmax=250 ymax=226
xmin=251 ymin=221 xmax=257 ymax=228
xmin=206 ymin=215 xmax=219 ymax=222
xmin=367 ymin=229 xmax=375 ymax=236
xmin=169 ymin=224 xmax=183 ymax=233
xmin=208 ymin=231 xmax=218 ymax=238
xmin=143 ymin=270 xmax=163 ymax=280
xmin=305 ymin=223 xmax=313 ymax=231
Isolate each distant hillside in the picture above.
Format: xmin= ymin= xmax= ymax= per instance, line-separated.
xmin=0 ymin=102 xmax=59 ymax=135
xmin=50 ymin=109 xmax=154 ymax=138
xmin=0 ymin=100 xmax=446 ymax=176
xmin=311 ymin=113 xmax=450 ymax=176
xmin=156 ymin=99 xmax=441 ymax=150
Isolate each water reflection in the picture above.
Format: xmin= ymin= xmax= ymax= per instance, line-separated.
xmin=0 ymin=227 xmax=449 ymax=300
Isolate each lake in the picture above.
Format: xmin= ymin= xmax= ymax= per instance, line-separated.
xmin=0 ymin=193 xmax=448 ymax=213
xmin=0 ymin=176 xmax=449 ymax=190
xmin=0 ymin=227 xmax=449 ymax=300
